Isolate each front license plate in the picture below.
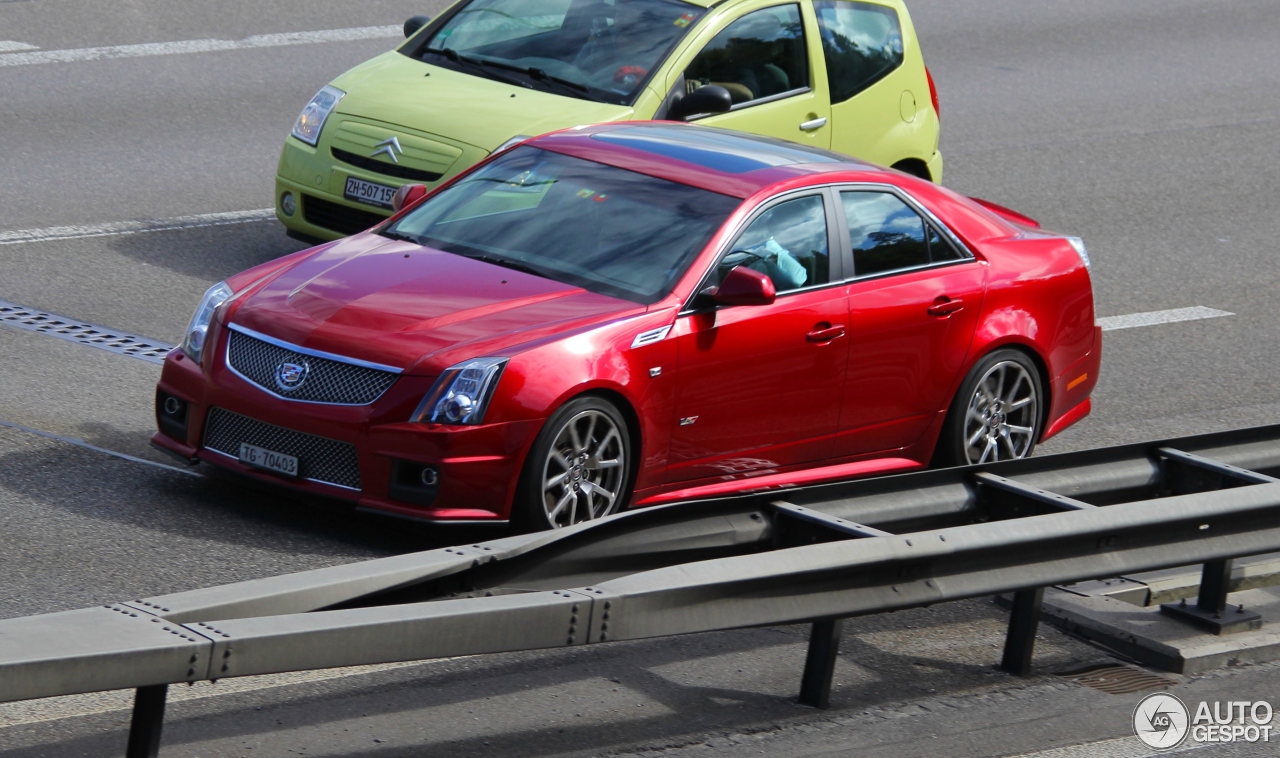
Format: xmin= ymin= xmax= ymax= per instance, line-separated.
xmin=238 ymin=442 xmax=299 ymax=478
xmin=343 ymin=176 xmax=398 ymax=209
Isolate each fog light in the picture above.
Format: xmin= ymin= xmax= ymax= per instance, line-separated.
xmin=280 ymin=192 xmax=297 ymax=217
xmin=420 ymin=467 xmax=439 ymax=487
xmin=163 ymin=396 xmax=182 ymax=415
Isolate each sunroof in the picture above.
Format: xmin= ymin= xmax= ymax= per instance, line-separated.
xmin=592 ymin=124 xmax=845 ymax=174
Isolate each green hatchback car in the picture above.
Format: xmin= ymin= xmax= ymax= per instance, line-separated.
xmin=276 ymin=0 xmax=942 ymax=241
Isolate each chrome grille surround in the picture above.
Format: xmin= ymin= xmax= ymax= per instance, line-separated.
xmin=203 ymin=407 xmax=361 ymax=490
xmin=225 ymin=324 xmax=401 ymax=405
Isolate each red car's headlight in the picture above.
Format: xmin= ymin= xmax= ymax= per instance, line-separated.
xmin=411 ymin=357 xmax=508 ymax=425
xmin=182 ymin=281 xmax=233 ymax=364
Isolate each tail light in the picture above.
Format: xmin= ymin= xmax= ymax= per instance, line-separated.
xmin=925 ymin=66 xmax=940 ymax=121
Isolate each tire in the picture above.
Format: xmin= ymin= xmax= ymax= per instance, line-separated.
xmin=932 ymin=349 xmax=1044 ymax=467
xmin=515 ymin=396 xmax=633 ymax=530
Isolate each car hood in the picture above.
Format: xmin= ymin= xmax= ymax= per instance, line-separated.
xmin=331 ymin=51 xmax=637 ymax=153
xmin=226 ymin=235 xmax=643 ymax=374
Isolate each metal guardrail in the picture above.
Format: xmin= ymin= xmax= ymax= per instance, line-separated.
xmin=4 ymin=424 xmax=1280 ymax=757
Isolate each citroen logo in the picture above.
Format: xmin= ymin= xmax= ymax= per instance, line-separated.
xmin=274 ymin=360 xmax=310 ymax=392
xmin=370 ymin=136 xmax=404 ymax=164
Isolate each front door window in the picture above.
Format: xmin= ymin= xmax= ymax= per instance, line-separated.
xmin=685 ymin=4 xmax=810 ymax=106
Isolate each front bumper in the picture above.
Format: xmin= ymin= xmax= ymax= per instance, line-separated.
xmin=152 ymin=346 xmax=541 ymax=523
xmin=275 ymin=126 xmax=487 ymax=241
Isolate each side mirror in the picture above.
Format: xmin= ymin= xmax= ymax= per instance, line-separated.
xmin=391 ymin=183 xmax=428 ymax=212
xmin=404 ymin=15 xmax=432 ymax=38
xmin=668 ymin=85 xmax=732 ymax=121
xmin=704 ymin=265 xmax=776 ymax=307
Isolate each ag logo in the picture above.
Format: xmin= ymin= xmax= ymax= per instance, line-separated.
xmin=1134 ymin=693 xmax=1190 ymax=749
xmin=274 ymin=360 xmax=310 ymax=392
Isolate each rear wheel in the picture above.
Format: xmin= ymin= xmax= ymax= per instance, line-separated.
xmin=516 ymin=396 xmax=632 ymax=530
xmin=934 ymin=349 xmax=1043 ymax=467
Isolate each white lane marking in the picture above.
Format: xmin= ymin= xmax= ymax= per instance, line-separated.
xmin=0 ymin=208 xmax=275 ymax=246
xmin=0 ymin=418 xmax=200 ymax=478
xmin=0 ymin=26 xmax=399 ymax=67
xmin=0 ymin=41 xmax=39 ymax=52
xmin=1008 ymin=735 xmax=1209 ymax=758
xmin=1098 ymin=306 xmax=1233 ymax=332
xmin=0 ymin=660 xmax=447 ymax=728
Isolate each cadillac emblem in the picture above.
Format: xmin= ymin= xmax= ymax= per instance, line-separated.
xmin=274 ymin=360 xmax=310 ymax=392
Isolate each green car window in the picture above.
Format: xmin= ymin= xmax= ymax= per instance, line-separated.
xmin=813 ymin=0 xmax=904 ymax=104
xmin=384 ymin=146 xmax=741 ymax=304
xmin=685 ymin=4 xmax=810 ymax=106
xmin=419 ymin=0 xmax=706 ymax=105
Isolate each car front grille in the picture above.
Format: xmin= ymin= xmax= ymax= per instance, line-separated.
xmin=332 ymin=148 xmax=443 ymax=183
xmin=302 ymin=194 xmax=387 ymax=236
xmin=226 ymin=328 xmax=399 ymax=406
xmin=203 ymin=407 xmax=361 ymax=490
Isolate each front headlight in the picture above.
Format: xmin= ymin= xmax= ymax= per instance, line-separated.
xmin=182 ymin=281 xmax=234 ymax=363
xmin=290 ymin=85 xmax=345 ymax=146
xmin=411 ymin=357 xmax=509 ymax=425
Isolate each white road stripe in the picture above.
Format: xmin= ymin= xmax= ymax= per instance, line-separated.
xmin=1098 ymin=306 xmax=1233 ymax=332
xmin=0 ymin=208 xmax=275 ymax=246
xmin=0 ymin=418 xmax=200 ymax=478
xmin=1009 ymin=736 xmax=1208 ymax=758
xmin=0 ymin=25 xmax=399 ymax=67
xmin=0 ymin=41 xmax=39 ymax=52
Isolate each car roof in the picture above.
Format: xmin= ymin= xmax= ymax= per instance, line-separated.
xmin=528 ymin=122 xmax=899 ymax=199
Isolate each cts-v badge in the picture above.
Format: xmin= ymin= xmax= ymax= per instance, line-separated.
xmin=371 ymin=137 xmax=403 ymax=163
xmin=274 ymin=361 xmax=310 ymax=392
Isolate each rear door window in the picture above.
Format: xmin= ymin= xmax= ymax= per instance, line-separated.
xmin=841 ymin=191 xmax=961 ymax=277
xmin=813 ymin=0 xmax=904 ymax=104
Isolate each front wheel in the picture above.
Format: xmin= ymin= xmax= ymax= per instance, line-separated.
xmin=516 ymin=396 xmax=632 ymax=530
xmin=933 ymin=349 xmax=1043 ymax=467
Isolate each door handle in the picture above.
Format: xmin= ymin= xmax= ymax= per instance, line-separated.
xmin=806 ymin=324 xmax=846 ymax=343
xmin=927 ymin=297 xmax=964 ymax=317
xmin=799 ymin=117 xmax=828 ymax=132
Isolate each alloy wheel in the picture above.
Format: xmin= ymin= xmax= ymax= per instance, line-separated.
xmin=539 ymin=409 xmax=627 ymax=528
xmin=961 ymin=360 xmax=1039 ymax=464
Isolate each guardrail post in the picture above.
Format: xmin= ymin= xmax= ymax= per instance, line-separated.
xmin=1160 ymin=558 xmax=1263 ymax=633
xmin=1001 ymin=587 xmax=1043 ymax=676
xmin=1197 ymin=558 xmax=1231 ymax=615
xmin=798 ymin=618 xmax=842 ymax=708
xmin=125 ymin=684 xmax=168 ymax=758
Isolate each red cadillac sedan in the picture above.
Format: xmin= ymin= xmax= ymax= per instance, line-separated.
xmin=153 ymin=123 xmax=1100 ymax=529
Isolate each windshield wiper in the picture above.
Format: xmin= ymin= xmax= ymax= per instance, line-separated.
xmin=526 ymin=67 xmax=593 ymax=96
xmin=423 ymin=47 xmax=530 ymax=89
xmin=459 ymin=252 xmax=547 ymax=279
xmin=379 ymin=229 xmax=421 ymax=244
xmin=449 ymin=53 xmax=599 ymax=100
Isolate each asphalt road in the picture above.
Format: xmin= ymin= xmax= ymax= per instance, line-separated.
xmin=2 ymin=0 xmax=1279 ymax=755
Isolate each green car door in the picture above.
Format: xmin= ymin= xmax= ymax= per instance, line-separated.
xmin=661 ymin=1 xmax=833 ymax=149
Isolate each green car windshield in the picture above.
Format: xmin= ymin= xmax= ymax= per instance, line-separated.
xmin=381 ymin=146 xmax=740 ymax=304
xmin=415 ymin=0 xmax=704 ymax=105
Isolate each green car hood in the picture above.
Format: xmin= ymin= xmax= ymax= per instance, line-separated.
xmin=330 ymin=51 xmax=638 ymax=152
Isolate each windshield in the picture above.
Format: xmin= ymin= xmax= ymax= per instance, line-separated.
xmin=381 ymin=146 xmax=740 ymax=304
xmin=415 ymin=0 xmax=705 ymax=105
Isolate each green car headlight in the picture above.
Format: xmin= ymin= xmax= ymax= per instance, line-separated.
xmin=291 ymin=85 xmax=345 ymax=146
